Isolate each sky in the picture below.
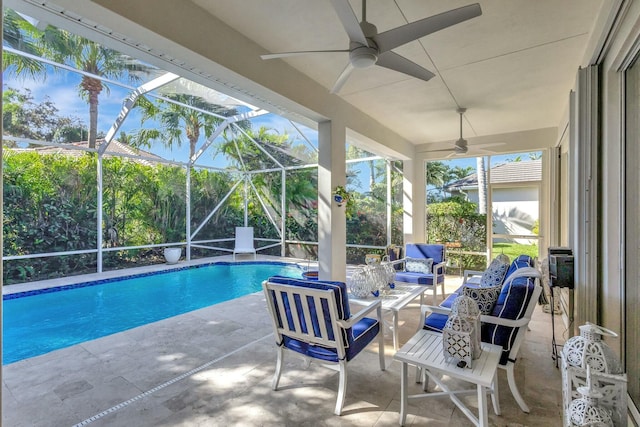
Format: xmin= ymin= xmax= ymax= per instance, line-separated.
xmin=3 ymin=66 xmax=319 ymax=165
xmin=3 ymin=50 xmax=539 ymax=195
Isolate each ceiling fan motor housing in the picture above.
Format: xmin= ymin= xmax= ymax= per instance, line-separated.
xmin=350 ymin=45 xmax=378 ymax=68
xmin=455 ymin=143 xmax=468 ymax=154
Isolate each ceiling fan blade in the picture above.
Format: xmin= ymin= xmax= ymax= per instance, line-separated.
xmin=473 ymin=142 xmax=506 ymax=148
xmin=329 ymin=0 xmax=369 ymax=46
xmin=330 ymin=62 xmax=355 ymax=94
xmin=261 ymin=49 xmax=349 ymax=60
xmin=466 ymin=142 xmax=507 ymax=154
xmin=376 ymin=51 xmax=435 ymax=82
xmin=421 ymin=147 xmax=456 ymax=154
xmin=472 ymin=148 xmax=495 ymax=155
xmin=373 ymin=3 xmax=482 ymax=53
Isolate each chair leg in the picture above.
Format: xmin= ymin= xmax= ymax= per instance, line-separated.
xmin=334 ymin=361 xmax=347 ymax=415
xmin=272 ymin=346 xmax=284 ymax=390
xmin=504 ymin=363 xmax=530 ymax=413
xmin=302 ymin=357 xmax=311 ymax=369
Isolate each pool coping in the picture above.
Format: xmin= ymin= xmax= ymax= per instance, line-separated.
xmin=2 ymin=255 xmax=316 ymax=297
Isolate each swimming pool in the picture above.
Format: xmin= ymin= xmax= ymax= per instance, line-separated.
xmin=2 ymin=261 xmax=303 ymax=365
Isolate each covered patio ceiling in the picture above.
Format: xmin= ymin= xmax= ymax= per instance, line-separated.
xmin=194 ymin=0 xmax=605 ymax=144
xmin=6 ymin=0 xmax=610 ymax=159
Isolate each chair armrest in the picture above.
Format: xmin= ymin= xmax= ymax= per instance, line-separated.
xmin=503 ymin=266 xmax=541 ymax=286
xmin=432 ymin=261 xmax=446 ymax=275
xmin=462 ymin=269 xmax=484 ymax=284
xmin=479 ymin=314 xmax=530 ymax=328
xmin=423 ymin=305 xmax=531 ymax=328
xmin=420 ymin=304 xmax=452 ymax=318
xmin=389 ymin=258 xmax=405 ymax=266
xmin=340 ymin=299 xmax=382 ymax=328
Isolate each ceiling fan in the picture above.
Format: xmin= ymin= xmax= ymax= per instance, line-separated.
xmin=429 ymin=108 xmax=505 ymax=157
xmin=260 ymin=1 xmax=482 ymax=93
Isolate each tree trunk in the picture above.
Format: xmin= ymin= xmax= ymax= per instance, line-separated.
xmin=88 ymin=91 xmax=99 ymax=149
xmin=476 ymin=156 xmax=487 ymax=214
xmin=369 ymin=160 xmax=375 ymax=190
xmin=81 ymin=76 xmax=103 ymax=149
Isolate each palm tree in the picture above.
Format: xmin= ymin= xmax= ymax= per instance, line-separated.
xmin=3 ymin=9 xmax=149 ymax=148
xmin=219 ymin=126 xmax=318 ymax=234
xmin=426 ymin=161 xmax=450 ymax=188
xmin=426 ymin=161 xmax=451 ymax=202
xmin=2 ymin=9 xmax=46 ymax=77
xmin=134 ymin=93 xmax=247 ymax=159
xmin=346 ymin=145 xmax=377 ymax=190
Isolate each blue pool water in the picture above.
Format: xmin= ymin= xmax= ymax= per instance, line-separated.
xmin=2 ymin=262 xmax=303 ymax=365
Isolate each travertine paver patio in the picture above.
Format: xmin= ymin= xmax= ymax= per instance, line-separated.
xmin=2 ymin=257 xmax=564 ymax=426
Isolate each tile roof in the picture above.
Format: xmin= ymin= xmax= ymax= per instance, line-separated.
xmin=13 ymin=139 xmax=165 ymax=166
xmin=445 ymin=159 xmax=541 ymax=191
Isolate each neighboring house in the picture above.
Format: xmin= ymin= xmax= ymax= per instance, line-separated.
xmin=12 ymin=139 xmax=165 ymax=167
xmin=444 ymin=159 xmax=541 ymax=244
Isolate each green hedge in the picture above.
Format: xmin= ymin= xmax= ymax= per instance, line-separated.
xmin=3 ymin=149 xmax=404 ymax=284
xmin=426 ymin=200 xmax=488 ymax=272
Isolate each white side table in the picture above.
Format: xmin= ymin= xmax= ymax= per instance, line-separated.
xmin=394 ymin=329 xmax=502 ymax=426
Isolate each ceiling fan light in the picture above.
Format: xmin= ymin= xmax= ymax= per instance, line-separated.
xmin=350 ymin=46 xmax=378 ymax=68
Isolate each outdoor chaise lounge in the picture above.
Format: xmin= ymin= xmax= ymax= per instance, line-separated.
xmin=262 ymin=276 xmax=385 ymax=415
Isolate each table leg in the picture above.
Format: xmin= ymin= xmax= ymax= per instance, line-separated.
xmin=491 ymin=371 xmax=501 ymax=415
xmin=392 ymin=311 xmax=399 ymax=350
xmin=400 ymin=362 xmax=408 ymax=426
xmin=477 ymin=385 xmax=488 ymax=427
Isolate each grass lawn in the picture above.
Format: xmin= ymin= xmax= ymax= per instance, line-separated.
xmin=492 ymin=242 xmax=539 ymax=261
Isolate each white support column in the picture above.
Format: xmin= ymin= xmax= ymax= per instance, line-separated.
xmin=386 ymin=160 xmax=392 ymax=248
xmin=97 ymin=155 xmax=103 ymax=273
xmin=318 ymin=120 xmax=346 ymax=282
xmin=185 ymin=166 xmax=191 ymax=261
xmin=281 ymin=169 xmax=286 ymax=257
xmin=403 ymin=159 xmax=425 ymax=244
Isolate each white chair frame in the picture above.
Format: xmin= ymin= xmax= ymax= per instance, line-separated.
xmin=263 ymin=280 xmax=385 ymax=415
xmin=420 ymin=267 xmax=542 ymax=413
xmin=392 ymin=258 xmax=447 ymax=305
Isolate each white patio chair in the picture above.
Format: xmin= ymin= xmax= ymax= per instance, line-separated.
xmin=421 ymin=265 xmax=543 ymax=413
xmin=262 ymin=276 xmax=385 ymax=415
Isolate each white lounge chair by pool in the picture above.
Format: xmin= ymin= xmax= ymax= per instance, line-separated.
xmin=233 ymin=226 xmax=256 ymax=260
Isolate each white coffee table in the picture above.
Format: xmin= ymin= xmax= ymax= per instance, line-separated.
xmin=348 ymin=284 xmax=427 ymax=350
xmin=394 ymin=329 xmax=502 ymax=427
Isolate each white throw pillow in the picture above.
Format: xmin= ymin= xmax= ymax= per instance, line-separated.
xmin=405 ymin=257 xmax=433 ymax=274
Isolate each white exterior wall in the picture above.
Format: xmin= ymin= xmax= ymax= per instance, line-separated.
xmin=466 ymin=186 xmax=539 ymax=240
